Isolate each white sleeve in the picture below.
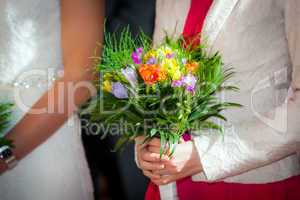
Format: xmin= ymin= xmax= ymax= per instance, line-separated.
xmin=192 ymin=0 xmax=300 ymax=182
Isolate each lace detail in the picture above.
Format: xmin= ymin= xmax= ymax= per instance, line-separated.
xmin=0 ymin=0 xmax=63 ymax=84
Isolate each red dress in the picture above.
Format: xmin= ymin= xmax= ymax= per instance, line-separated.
xmin=145 ymin=0 xmax=300 ymax=199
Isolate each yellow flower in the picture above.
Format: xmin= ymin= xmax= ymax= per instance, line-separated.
xmin=143 ymin=49 xmax=157 ymax=62
xmin=158 ymin=46 xmax=174 ymax=57
xmin=162 ymin=58 xmax=182 ymax=80
xmin=102 ymin=80 xmax=112 ymax=92
xmin=172 ymin=70 xmax=182 ymax=80
xmin=158 ymin=68 xmax=167 ymax=81
xmin=104 ymin=73 xmax=112 ymax=80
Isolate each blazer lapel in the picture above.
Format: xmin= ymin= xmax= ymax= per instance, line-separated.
xmin=201 ymin=0 xmax=240 ymax=46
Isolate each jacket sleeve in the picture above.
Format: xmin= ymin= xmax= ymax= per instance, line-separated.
xmin=192 ymin=0 xmax=300 ymax=182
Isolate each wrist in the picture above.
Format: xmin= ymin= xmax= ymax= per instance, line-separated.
xmin=0 ymin=145 xmax=18 ymax=171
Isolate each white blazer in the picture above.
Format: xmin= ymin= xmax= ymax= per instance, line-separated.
xmin=153 ymin=0 xmax=300 ymax=184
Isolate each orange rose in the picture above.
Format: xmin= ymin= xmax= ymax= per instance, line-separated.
xmin=139 ymin=64 xmax=166 ymax=85
xmin=185 ymin=62 xmax=199 ymax=73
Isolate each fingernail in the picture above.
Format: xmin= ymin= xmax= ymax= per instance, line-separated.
xmin=160 ymin=165 xmax=165 ymax=169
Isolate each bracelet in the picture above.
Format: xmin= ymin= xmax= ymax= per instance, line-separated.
xmin=0 ymin=146 xmax=18 ymax=170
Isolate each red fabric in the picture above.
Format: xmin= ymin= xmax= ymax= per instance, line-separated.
xmin=176 ymin=175 xmax=300 ymax=200
xmin=182 ymin=0 xmax=213 ymax=48
xmin=145 ymin=0 xmax=300 ymax=199
xmin=145 ymin=181 xmax=161 ymax=200
xmin=145 ymin=175 xmax=300 ymax=200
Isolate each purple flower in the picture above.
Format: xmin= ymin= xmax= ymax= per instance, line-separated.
xmin=131 ymin=47 xmax=143 ymax=65
xmin=171 ymin=74 xmax=197 ymax=94
xmin=111 ymin=82 xmax=128 ymax=99
xmin=166 ymin=53 xmax=174 ymax=59
xmin=136 ymin=47 xmax=143 ymax=53
xmin=183 ymin=74 xmax=197 ymax=94
xmin=121 ymin=67 xmax=137 ymax=87
xmin=171 ymin=77 xmax=184 ymax=88
xmin=186 ymin=85 xmax=196 ymax=93
xmin=146 ymin=57 xmax=157 ymax=65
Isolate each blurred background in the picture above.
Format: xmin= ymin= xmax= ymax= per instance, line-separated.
xmin=82 ymin=0 xmax=156 ymax=200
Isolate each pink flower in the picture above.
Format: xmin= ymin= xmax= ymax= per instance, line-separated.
xmin=131 ymin=47 xmax=143 ymax=65
xmin=171 ymin=74 xmax=197 ymax=94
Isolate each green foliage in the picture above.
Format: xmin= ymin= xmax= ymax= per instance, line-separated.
xmin=83 ymin=28 xmax=242 ymax=155
xmin=98 ymin=27 xmax=151 ymax=71
xmin=0 ymin=103 xmax=13 ymax=147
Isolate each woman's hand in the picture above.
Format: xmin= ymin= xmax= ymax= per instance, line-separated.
xmin=135 ymin=137 xmax=168 ymax=180
xmin=135 ymin=137 xmax=203 ymax=185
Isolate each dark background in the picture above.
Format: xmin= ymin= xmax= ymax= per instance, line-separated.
xmin=82 ymin=1 xmax=156 ymax=200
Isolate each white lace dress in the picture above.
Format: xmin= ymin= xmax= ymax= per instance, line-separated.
xmin=0 ymin=1 xmax=93 ymax=199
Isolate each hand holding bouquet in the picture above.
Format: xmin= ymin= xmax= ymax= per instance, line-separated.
xmin=86 ymin=28 xmax=241 ymax=154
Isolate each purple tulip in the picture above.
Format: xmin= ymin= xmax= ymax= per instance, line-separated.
xmin=121 ymin=67 xmax=137 ymax=87
xmin=146 ymin=57 xmax=157 ymax=65
xmin=171 ymin=77 xmax=184 ymax=88
xmin=111 ymin=82 xmax=128 ymax=99
xmin=166 ymin=53 xmax=174 ymax=59
xmin=172 ymin=74 xmax=197 ymax=94
xmin=186 ymin=85 xmax=196 ymax=93
xmin=183 ymin=74 xmax=197 ymax=94
xmin=131 ymin=47 xmax=143 ymax=65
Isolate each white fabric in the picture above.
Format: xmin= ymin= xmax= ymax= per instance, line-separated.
xmin=193 ymin=0 xmax=300 ymax=183
xmin=0 ymin=1 xmax=93 ymax=199
xmin=153 ymin=0 xmax=300 ymax=185
xmin=153 ymin=0 xmax=191 ymax=45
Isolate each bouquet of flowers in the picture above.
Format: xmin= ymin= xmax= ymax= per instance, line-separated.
xmin=85 ymin=28 xmax=241 ymax=154
xmin=0 ymin=103 xmax=13 ymax=147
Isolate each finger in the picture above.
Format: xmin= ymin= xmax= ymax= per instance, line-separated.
xmin=145 ymin=147 xmax=170 ymax=161
xmin=143 ymin=170 xmax=161 ymax=180
xmin=151 ymin=178 xmax=164 ymax=186
xmin=152 ymin=169 xmax=170 ymax=176
xmin=142 ymin=151 xmax=164 ymax=162
xmin=161 ymin=159 xmax=177 ymax=169
xmin=153 ymin=164 xmax=179 ymax=175
xmin=147 ymin=146 xmax=160 ymax=154
xmin=147 ymin=146 xmax=172 ymax=157
xmin=140 ymin=160 xmax=165 ymax=171
xmin=147 ymin=138 xmax=161 ymax=147
xmin=158 ymin=168 xmax=195 ymax=185
xmin=135 ymin=136 xmax=148 ymax=149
